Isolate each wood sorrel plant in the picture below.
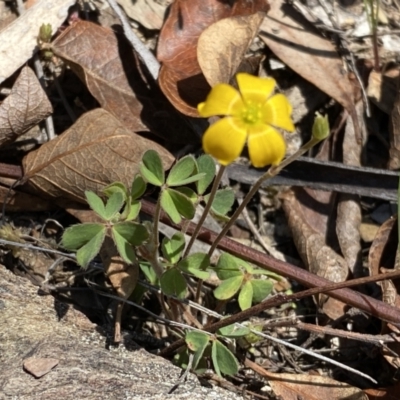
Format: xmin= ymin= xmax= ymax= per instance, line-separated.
xmin=61 ymin=73 xmax=330 ymax=377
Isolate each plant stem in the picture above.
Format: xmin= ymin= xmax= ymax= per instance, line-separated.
xmin=207 ymin=137 xmax=321 ymax=258
xmin=183 ymin=165 xmax=225 ymax=258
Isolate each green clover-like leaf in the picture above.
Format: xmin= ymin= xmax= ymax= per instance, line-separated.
xmin=161 ymin=232 xmax=185 ymax=264
xmin=131 ymin=175 xmax=147 ymax=199
xmin=140 ymin=150 xmax=165 ymax=186
xmin=112 ymin=221 xmax=149 ymax=246
xmin=215 ymin=253 xmax=246 ymax=280
xmin=61 ymin=223 xmax=105 ymax=250
xmin=104 ymin=191 xmax=124 ymax=220
xmin=251 ymin=279 xmax=273 ymax=303
xmin=75 ymin=226 xmax=106 ymax=269
xmin=238 ymin=280 xmax=253 ymax=310
xmin=161 ymin=188 xmax=195 ymax=224
xmin=196 ymin=154 xmax=216 ymax=195
xmin=217 ymin=324 xmax=250 ymax=338
xmin=103 ymin=181 xmax=128 ymax=199
xmin=205 ymin=188 xmax=234 ymax=217
xmin=185 ymin=331 xmax=210 ymax=369
xmin=85 ymin=191 xmax=106 ymax=219
xmin=166 ymin=155 xmax=196 ymax=186
xmin=160 ymin=268 xmax=187 ymax=298
xmin=211 ymin=340 xmax=239 ymax=377
xmin=178 ymin=253 xmax=210 ymax=280
xmin=213 ymin=275 xmax=243 ymax=300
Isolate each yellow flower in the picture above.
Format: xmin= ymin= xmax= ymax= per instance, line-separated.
xmin=198 ymin=73 xmax=295 ymax=168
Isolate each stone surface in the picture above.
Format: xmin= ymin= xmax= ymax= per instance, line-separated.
xmin=0 ymin=265 xmax=243 ymax=400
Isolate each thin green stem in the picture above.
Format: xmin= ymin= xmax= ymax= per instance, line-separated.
xmin=183 ymin=165 xmax=226 ymax=259
xmin=207 ymin=137 xmax=321 ymax=258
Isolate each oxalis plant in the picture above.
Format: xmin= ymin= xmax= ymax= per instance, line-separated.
xmin=61 ymin=73 xmax=330 ymax=377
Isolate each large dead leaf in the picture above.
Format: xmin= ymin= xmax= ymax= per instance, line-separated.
xmin=0 ymin=66 xmax=52 ymax=146
xmin=22 ymin=109 xmax=174 ymax=202
xmin=197 ymin=12 xmax=265 ymax=87
xmin=157 ymin=0 xmax=269 ymax=116
xmin=259 ymin=0 xmax=356 ymax=113
xmin=246 ymin=359 xmax=367 ymax=400
xmin=268 ymin=373 xmax=367 ymax=400
xmin=52 ymin=20 xmax=197 ymax=144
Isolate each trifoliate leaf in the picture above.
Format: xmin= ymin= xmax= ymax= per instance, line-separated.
xmin=160 ymin=268 xmax=187 ymax=298
xmin=161 ymin=232 xmax=185 ymax=264
xmin=196 ymin=154 xmax=215 ymax=195
xmin=251 ymin=279 xmax=274 ymax=303
xmin=211 ymin=340 xmax=239 ymax=377
xmin=140 ymin=150 xmax=164 ymax=186
xmin=103 ymin=181 xmax=128 ymax=199
xmin=213 ymin=275 xmax=243 ymax=300
xmin=238 ymin=280 xmax=253 ymax=310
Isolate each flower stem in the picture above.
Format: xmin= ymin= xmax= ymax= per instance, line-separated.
xmin=183 ymin=165 xmax=225 ymax=258
xmin=207 ymin=137 xmax=322 ymax=258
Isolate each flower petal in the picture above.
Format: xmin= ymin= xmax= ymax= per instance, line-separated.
xmin=262 ymin=93 xmax=295 ymax=132
xmin=202 ymin=117 xmax=247 ymax=165
xmin=247 ymin=125 xmax=286 ymax=168
xmin=198 ymin=84 xmax=244 ymax=117
xmin=236 ymin=73 xmax=276 ymax=104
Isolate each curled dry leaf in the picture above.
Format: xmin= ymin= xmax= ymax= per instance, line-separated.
xmin=368 ymin=215 xmax=400 ymax=369
xmin=282 ymin=187 xmax=349 ymax=319
xmin=0 ymin=66 xmax=52 ymax=147
xmin=22 ymin=109 xmax=174 ymax=202
xmin=157 ymin=0 xmax=269 ymax=116
xmin=259 ymin=0 xmax=356 ymax=112
xmin=389 ymin=72 xmax=400 ymax=170
xmin=336 ymin=102 xmax=364 ymax=277
xmin=197 ymin=12 xmax=265 ymax=88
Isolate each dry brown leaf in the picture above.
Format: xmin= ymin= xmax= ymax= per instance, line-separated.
xmin=197 ymin=12 xmax=265 ymax=87
xmin=259 ymin=0 xmax=356 ymax=113
xmin=157 ymin=0 xmax=269 ymax=116
xmin=268 ymin=372 xmax=368 ymax=400
xmin=22 ymin=109 xmax=174 ymax=202
xmin=52 ymin=21 xmax=152 ymax=135
xmin=0 ymin=66 xmax=52 ymax=147
xmin=23 ymin=357 xmax=59 ymax=378
xmin=336 ymin=102 xmax=364 ymax=277
xmin=368 ymin=215 xmax=400 ymax=368
xmin=282 ymin=187 xmax=348 ymax=319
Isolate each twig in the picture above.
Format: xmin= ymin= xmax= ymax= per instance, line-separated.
xmin=105 ymin=0 xmax=160 ymax=80
xmin=33 ymin=54 xmax=56 ymax=141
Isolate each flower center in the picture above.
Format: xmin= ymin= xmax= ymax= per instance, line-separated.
xmin=241 ymin=102 xmax=262 ymax=125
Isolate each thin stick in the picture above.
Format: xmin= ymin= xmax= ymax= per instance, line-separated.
xmin=106 ymin=0 xmax=160 ymax=80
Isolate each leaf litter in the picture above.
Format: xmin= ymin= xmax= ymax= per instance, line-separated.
xmin=1 ymin=0 xmax=400 ymax=398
